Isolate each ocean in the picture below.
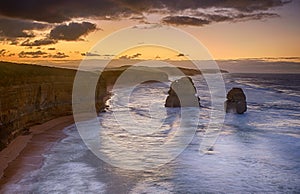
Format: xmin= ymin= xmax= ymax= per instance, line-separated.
xmin=2 ymin=73 xmax=300 ymax=193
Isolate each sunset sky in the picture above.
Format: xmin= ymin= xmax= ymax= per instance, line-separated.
xmin=0 ymin=0 xmax=299 ymax=65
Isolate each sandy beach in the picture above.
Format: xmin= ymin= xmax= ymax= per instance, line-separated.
xmin=0 ymin=116 xmax=74 ymax=189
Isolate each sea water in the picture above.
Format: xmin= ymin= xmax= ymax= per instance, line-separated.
xmin=2 ymin=73 xmax=300 ymax=193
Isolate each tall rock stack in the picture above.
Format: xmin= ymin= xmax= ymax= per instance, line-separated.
xmin=225 ymin=88 xmax=247 ymax=114
xmin=165 ymin=77 xmax=200 ymax=107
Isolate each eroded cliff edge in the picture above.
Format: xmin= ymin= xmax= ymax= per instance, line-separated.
xmin=0 ymin=62 xmax=108 ymax=150
xmin=0 ymin=61 xmax=171 ymax=150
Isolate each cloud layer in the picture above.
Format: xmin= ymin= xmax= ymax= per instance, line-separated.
xmin=0 ymin=0 xmax=289 ymax=23
xmin=0 ymin=0 xmax=291 ymax=59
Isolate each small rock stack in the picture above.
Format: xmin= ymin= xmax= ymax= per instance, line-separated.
xmin=225 ymin=88 xmax=247 ymax=114
xmin=165 ymin=77 xmax=200 ymax=107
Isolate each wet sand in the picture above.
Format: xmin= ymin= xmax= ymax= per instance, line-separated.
xmin=0 ymin=116 xmax=74 ymax=189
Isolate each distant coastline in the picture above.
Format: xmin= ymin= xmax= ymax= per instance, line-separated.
xmin=3 ymin=58 xmax=300 ymax=74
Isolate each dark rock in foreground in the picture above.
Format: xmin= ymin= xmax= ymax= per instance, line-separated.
xmin=225 ymin=88 xmax=247 ymax=114
xmin=165 ymin=77 xmax=200 ymax=107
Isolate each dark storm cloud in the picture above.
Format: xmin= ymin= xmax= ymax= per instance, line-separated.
xmin=0 ymin=0 xmax=129 ymax=23
xmin=49 ymin=22 xmax=97 ymax=41
xmin=162 ymin=16 xmax=210 ymax=26
xmin=16 ymin=22 xmax=97 ymax=46
xmin=0 ymin=17 xmax=48 ymax=39
xmin=0 ymin=0 xmax=289 ymax=23
xmin=20 ymin=38 xmax=57 ymax=46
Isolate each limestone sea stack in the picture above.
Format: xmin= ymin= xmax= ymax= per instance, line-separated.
xmin=225 ymin=88 xmax=247 ymax=114
xmin=165 ymin=77 xmax=200 ymax=107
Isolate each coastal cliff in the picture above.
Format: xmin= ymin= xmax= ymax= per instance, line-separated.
xmin=0 ymin=62 xmax=170 ymax=150
xmin=0 ymin=62 xmax=108 ymax=150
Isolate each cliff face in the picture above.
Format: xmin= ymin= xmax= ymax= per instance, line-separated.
xmin=0 ymin=62 xmax=172 ymax=150
xmin=0 ymin=62 xmax=107 ymax=150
